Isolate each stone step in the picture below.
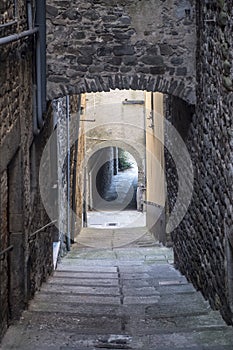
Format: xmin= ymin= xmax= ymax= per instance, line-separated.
xmin=56 ymin=265 xmax=118 ymax=273
xmin=158 ymin=291 xmax=209 ymax=305
xmin=17 ymin=312 xmax=125 ymax=335
xmin=19 ymin=308 xmax=228 ymax=334
xmin=122 ymin=286 xmax=159 ymax=296
xmin=29 ymin=303 xmax=122 ymax=316
xmin=33 ymin=292 xmax=121 ymax=305
xmin=2 ymin=345 xmax=233 ymax=350
xmin=155 ymin=284 xmax=196 ymax=294
xmin=130 ymin=330 xmax=233 ymax=348
xmin=121 ymin=279 xmax=193 ymax=290
xmin=119 ymin=264 xmax=182 ymax=275
xmin=60 ymin=260 xmax=119 ymax=266
xmin=125 ymin=312 xmax=228 ymax=334
xmin=145 ymin=300 xmax=211 ymax=318
xmin=47 ymin=277 xmax=119 ymax=286
xmin=39 ymin=284 xmax=120 ymax=296
xmin=54 ymin=271 xmax=118 ymax=279
xmin=145 ymin=347 xmax=233 ymax=350
xmin=123 ymin=295 xmax=160 ymax=304
xmin=120 ymin=275 xmax=188 ymax=284
xmin=1 ymin=328 xmax=233 ymax=349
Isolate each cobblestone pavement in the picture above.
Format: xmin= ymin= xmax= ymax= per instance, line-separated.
xmin=1 ymin=230 xmax=233 ymax=350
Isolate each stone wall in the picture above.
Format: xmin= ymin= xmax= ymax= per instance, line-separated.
xmin=0 ymin=0 xmax=27 ymax=28
xmin=27 ymin=108 xmax=55 ymax=299
xmin=0 ymin=171 xmax=9 ymax=337
xmin=167 ymin=1 xmax=233 ymax=324
xmin=0 ymin=35 xmax=34 ymax=339
xmin=0 ymin=2 xmax=55 ymax=340
xmin=50 ymin=95 xmax=82 ymax=250
xmin=165 ymin=95 xmax=193 ymax=223
xmin=0 ymin=5 xmax=30 ymax=334
xmin=46 ymin=0 xmax=196 ymax=104
xmin=0 ymin=0 xmax=17 ymax=26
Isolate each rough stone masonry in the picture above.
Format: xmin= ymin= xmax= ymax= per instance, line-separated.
xmin=46 ymin=0 xmax=196 ymax=103
xmin=166 ymin=0 xmax=233 ymax=325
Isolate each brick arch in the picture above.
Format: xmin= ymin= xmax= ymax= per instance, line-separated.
xmin=47 ymin=73 xmax=195 ymax=105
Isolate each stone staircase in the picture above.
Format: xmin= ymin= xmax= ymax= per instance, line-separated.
xmin=1 ymin=232 xmax=233 ymax=349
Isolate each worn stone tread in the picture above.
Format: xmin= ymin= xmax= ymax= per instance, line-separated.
xmin=57 ymin=266 xmax=118 ymax=273
xmin=54 ymin=271 xmax=118 ymax=279
xmin=40 ymin=284 xmax=120 ymax=295
xmin=47 ymin=277 xmax=119 ymax=286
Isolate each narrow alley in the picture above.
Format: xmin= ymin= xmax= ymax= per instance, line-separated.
xmin=0 ymin=1 xmax=233 ymax=349
xmin=1 ymin=229 xmax=233 ymax=350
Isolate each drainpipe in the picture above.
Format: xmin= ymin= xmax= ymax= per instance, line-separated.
xmin=36 ymin=38 xmax=43 ymax=129
xmin=0 ymin=27 xmax=38 ymax=45
xmin=83 ymin=168 xmax=87 ymax=227
xmin=66 ymin=96 xmax=71 ymax=251
xmin=143 ymin=94 xmax=147 ymax=188
xmin=27 ymin=0 xmax=33 ymax=30
xmin=26 ymin=0 xmax=40 ymax=135
xmin=33 ymin=0 xmax=46 ymax=134
xmin=89 ymin=171 xmax=93 ymax=211
xmin=35 ymin=0 xmax=46 ymax=113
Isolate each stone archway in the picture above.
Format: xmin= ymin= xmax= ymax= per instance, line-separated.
xmin=47 ymin=73 xmax=195 ymax=105
xmin=84 ymin=141 xmax=145 ymax=213
xmin=46 ymin=0 xmax=196 ymax=104
xmin=84 ymin=139 xmax=144 ymax=184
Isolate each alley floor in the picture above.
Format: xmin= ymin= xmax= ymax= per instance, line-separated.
xmin=1 ymin=229 xmax=233 ymax=350
xmin=87 ymin=210 xmax=146 ymax=229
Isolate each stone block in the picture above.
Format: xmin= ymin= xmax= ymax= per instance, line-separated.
xmin=113 ymin=45 xmax=135 ymax=56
